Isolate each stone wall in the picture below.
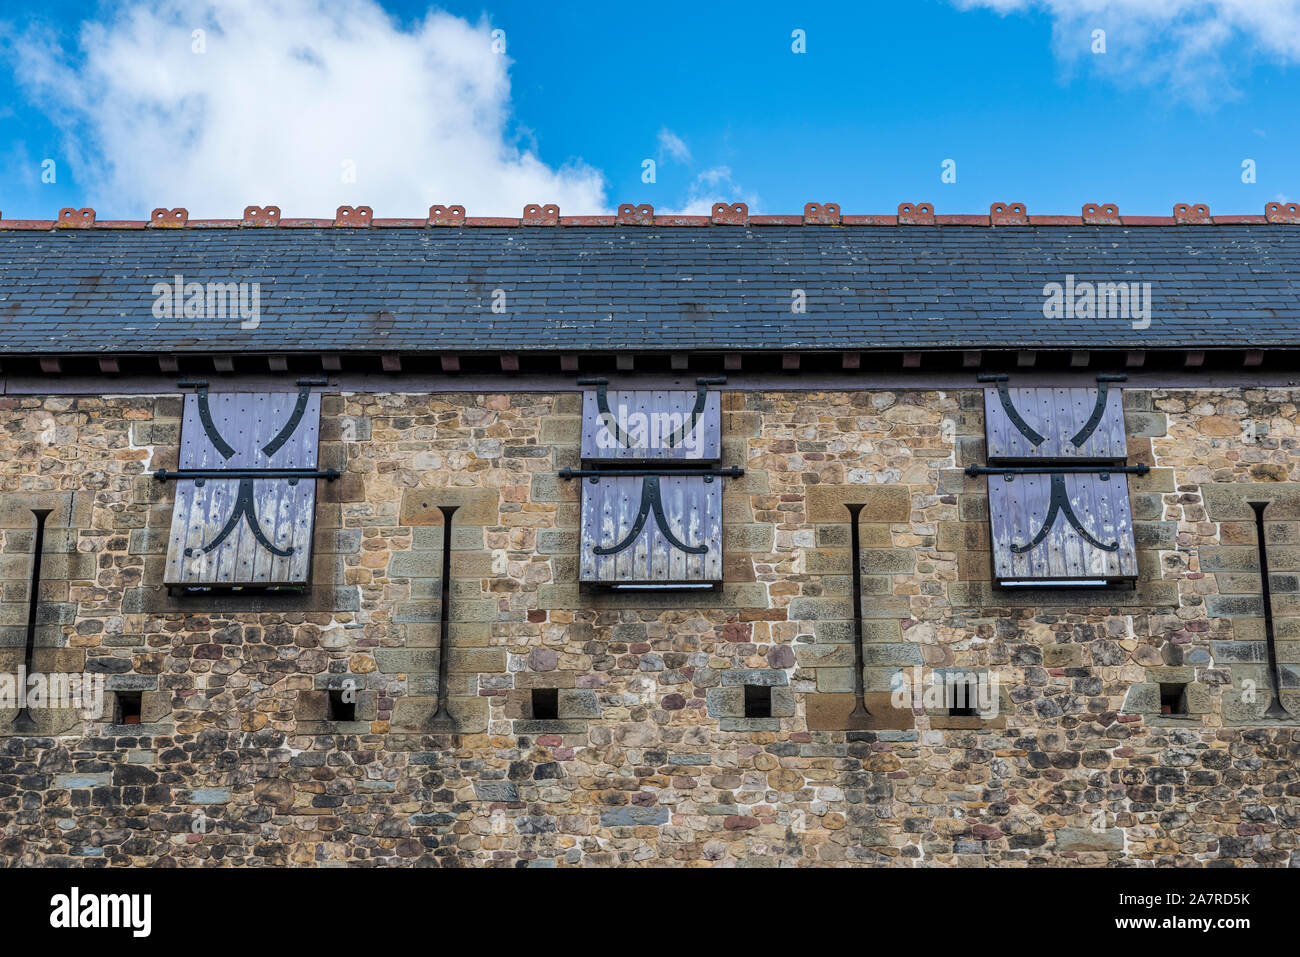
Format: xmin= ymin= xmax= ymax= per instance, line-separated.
xmin=0 ymin=386 xmax=1297 ymax=867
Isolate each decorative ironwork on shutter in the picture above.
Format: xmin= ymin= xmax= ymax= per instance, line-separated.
xmin=580 ymin=377 xmax=723 ymax=462
xmin=578 ymin=473 xmax=722 ymax=585
xmin=566 ymin=377 xmax=737 ymax=589
xmin=987 ymin=471 xmax=1138 ymax=582
xmin=163 ymin=386 xmax=323 ymax=587
xmin=971 ymin=374 xmax=1141 ymax=587
xmin=983 ymin=375 xmax=1127 ymax=463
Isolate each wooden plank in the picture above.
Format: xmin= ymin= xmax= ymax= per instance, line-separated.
xmin=651 ymin=477 xmax=671 ymax=582
xmin=699 ymin=392 xmax=721 ymax=464
xmin=579 ymin=477 xmax=592 ymax=580
xmin=1035 ymin=388 xmax=1055 ymax=459
xmin=1066 ymin=388 xmax=1089 ymax=457
xmin=1102 ymin=388 xmax=1128 ymax=458
xmin=620 ymin=472 xmax=640 ymax=582
xmin=663 ymin=390 xmax=683 ymax=461
xmin=665 ymin=477 xmax=686 ymax=583
xmin=988 ymin=472 xmax=1137 ymax=582
xmin=984 ymin=388 xmax=1008 ymax=467
xmin=708 ymin=477 xmax=722 ymax=580
xmin=580 ymin=390 xmax=598 ymax=460
xmin=613 ymin=476 xmax=633 ymax=583
xmin=634 ymin=390 xmax=653 ymax=458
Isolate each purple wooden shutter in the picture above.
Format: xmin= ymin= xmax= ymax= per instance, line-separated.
xmin=982 ymin=378 xmax=1137 ymax=585
xmin=578 ymin=475 xmax=722 ymax=585
xmin=581 ymin=384 xmax=721 ymax=463
xmin=164 ymin=391 xmax=321 ymax=586
xmin=988 ymin=472 xmax=1138 ymax=583
xmin=984 ymin=384 xmax=1126 ymax=462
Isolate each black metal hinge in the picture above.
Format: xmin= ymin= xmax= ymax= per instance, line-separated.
xmin=559 ymin=467 xmax=743 ymax=482
xmin=154 ymin=468 xmax=340 ymax=483
xmin=965 ymin=464 xmax=1149 ymax=478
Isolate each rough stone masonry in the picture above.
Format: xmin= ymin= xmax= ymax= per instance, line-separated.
xmin=0 ymin=384 xmax=1297 ymax=867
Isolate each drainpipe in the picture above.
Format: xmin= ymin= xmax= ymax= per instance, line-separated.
xmin=1248 ymin=501 xmax=1291 ymax=718
xmin=431 ymin=505 xmax=459 ymax=725
xmin=13 ymin=509 xmax=52 ymax=732
xmin=845 ymin=503 xmax=871 ymax=720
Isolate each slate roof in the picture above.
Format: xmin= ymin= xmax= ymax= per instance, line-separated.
xmin=1 ymin=224 xmax=1299 ymax=354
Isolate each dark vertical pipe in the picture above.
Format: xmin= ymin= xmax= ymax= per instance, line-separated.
xmin=431 ymin=505 xmax=459 ymax=725
xmin=845 ymin=503 xmax=870 ymax=720
xmin=1248 ymin=501 xmax=1291 ymax=718
xmin=14 ymin=509 xmax=52 ymax=732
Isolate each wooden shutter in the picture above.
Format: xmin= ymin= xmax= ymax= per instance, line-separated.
xmin=984 ymin=383 xmax=1126 ymax=462
xmin=980 ymin=376 xmax=1137 ymax=586
xmin=579 ymin=475 xmax=722 ymax=585
xmin=988 ymin=472 xmax=1138 ymax=583
xmin=581 ymin=382 xmax=721 ymax=463
xmin=164 ymin=391 xmax=321 ymax=587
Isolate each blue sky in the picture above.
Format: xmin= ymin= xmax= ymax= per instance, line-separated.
xmin=1 ymin=0 xmax=1298 ymax=218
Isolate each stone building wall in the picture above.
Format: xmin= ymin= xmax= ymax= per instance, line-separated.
xmin=0 ymin=385 xmax=1297 ymax=867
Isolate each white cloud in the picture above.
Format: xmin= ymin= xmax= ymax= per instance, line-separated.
xmin=671 ymin=166 xmax=760 ymax=216
xmin=954 ymin=0 xmax=1300 ymax=102
xmin=646 ymin=131 xmax=759 ymax=214
xmin=656 ymin=127 xmax=691 ymax=164
xmin=4 ymin=0 xmax=607 ymax=217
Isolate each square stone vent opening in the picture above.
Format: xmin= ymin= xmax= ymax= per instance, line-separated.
xmin=531 ymin=688 xmax=559 ymax=720
xmin=328 ymin=689 xmax=356 ymax=722
xmin=114 ymin=691 xmax=142 ymax=725
xmin=1160 ymin=682 xmax=1188 ymax=716
xmin=947 ymin=678 xmax=978 ymax=717
xmin=744 ymin=684 xmax=772 ymax=719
